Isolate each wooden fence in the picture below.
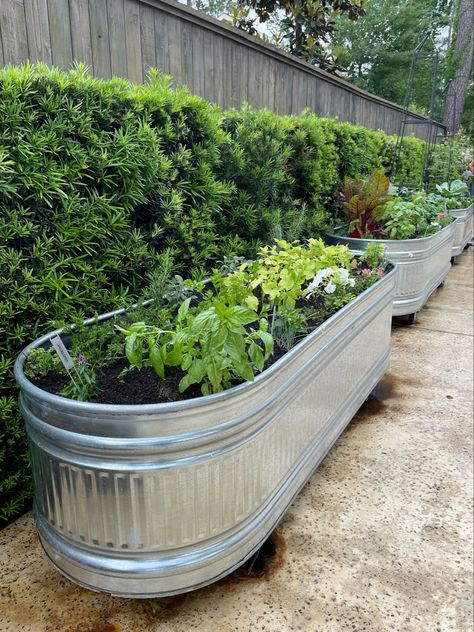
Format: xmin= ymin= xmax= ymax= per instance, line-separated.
xmin=0 ymin=0 xmax=444 ymax=138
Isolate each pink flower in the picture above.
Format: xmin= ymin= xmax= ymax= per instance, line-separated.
xmin=361 ymin=268 xmax=372 ymax=279
xmin=376 ymin=267 xmax=385 ymax=277
xmin=436 ymin=212 xmax=447 ymax=219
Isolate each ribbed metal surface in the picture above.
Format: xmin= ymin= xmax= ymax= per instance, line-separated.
xmin=451 ymin=203 xmax=473 ymax=257
xmin=15 ymin=268 xmax=396 ymax=597
xmin=326 ymin=222 xmax=456 ymax=316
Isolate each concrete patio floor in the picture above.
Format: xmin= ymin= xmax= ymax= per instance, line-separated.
xmin=1 ymin=250 xmax=472 ymax=632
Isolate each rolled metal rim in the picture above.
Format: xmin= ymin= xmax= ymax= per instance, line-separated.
xmin=326 ymin=218 xmax=455 ymax=248
xmin=14 ymin=265 xmax=397 ymax=418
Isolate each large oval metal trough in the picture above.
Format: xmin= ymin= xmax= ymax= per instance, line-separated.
xmin=451 ymin=202 xmax=473 ymax=258
xmin=326 ymin=222 xmax=456 ymax=318
xmin=14 ymin=268 xmax=396 ymax=598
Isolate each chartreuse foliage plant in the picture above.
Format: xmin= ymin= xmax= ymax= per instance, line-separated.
xmin=0 ymin=63 xmax=431 ymax=525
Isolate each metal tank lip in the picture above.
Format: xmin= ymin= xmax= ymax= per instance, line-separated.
xmin=14 ymin=265 xmax=397 ymax=418
xmin=326 ymin=218 xmax=455 ymax=248
xmin=450 ymin=201 xmax=473 ymax=215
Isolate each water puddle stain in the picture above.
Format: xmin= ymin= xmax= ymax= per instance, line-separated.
xmin=347 ymin=373 xmax=413 ymax=428
xmin=221 ymin=529 xmax=287 ymax=584
xmin=146 ymin=529 xmax=286 ymax=618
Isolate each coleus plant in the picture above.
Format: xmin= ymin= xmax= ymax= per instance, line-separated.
xmin=342 ymin=170 xmax=393 ymax=238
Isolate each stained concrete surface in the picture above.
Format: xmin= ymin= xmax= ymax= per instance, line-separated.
xmin=1 ymin=250 xmax=473 ymax=632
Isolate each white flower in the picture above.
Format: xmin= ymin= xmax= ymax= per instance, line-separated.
xmin=338 ymin=267 xmax=355 ymax=287
xmin=320 ymin=267 xmax=334 ymax=278
xmin=324 ymin=282 xmax=336 ymax=294
xmin=338 ymin=267 xmax=350 ymax=280
xmin=306 ymin=267 xmax=334 ymax=297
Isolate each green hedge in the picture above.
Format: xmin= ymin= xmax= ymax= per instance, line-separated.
xmin=0 ymin=64 xmax=428 ymax=525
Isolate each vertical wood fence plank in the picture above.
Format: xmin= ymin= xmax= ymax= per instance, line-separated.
xmin=229 ymin=46 xmax=241 ymax=107
xmin=24 ymin=0 xmax=51 ymax=64
xmin=202 ymin=29 xmax=214 ymax=102
xmin=274 ymin=63 xmax=293 ymax=115
xmin=124 ymin=0 xmax=142 ymax=83
xmin=0 ymin=26 xmax=4 ymax=67
xmin=154 ymin=10 xmax=169 ymax=75
xmin=89 ymin=0 xmax=111 ymax=78
xmin=47 ymin=0 xmax=73 ymax=68
xmin=265 ymin=57 xmax=277 ymax=112
xmin=191 ymin=24 xmax=204 ymax=98
xmin=239 ymin=45 xmax=249 ymax=104
xmin=167 ymin=15 xmax=183 ymax=86
xmin=139 ymin=3 xmax=155 ymax=77
xmin=181 ymin=17 xmax=193 ymax=89
xmin=69 ymin=0 xmax=92 ymax=67
xmin=212 ymin=33 xmax=224 ymax=106
xmin=0 ymin=0 xmax=29 ymax=65
xmin=107 ymin=0 xmax=127 ymax=77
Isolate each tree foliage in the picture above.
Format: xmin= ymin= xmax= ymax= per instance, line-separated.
xmin=332 ymin=0 xmax=452 ymax=112
xmin=235 ymin=0 xmax=366 ymax=72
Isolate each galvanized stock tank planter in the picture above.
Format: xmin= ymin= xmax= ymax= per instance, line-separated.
xmin=451 ymin=202 xmax=473 ymax=258
xmin=326 ymin=222 xmax=456 ymax=322
xmin=15 ymin=268 xmax=396 ymax=598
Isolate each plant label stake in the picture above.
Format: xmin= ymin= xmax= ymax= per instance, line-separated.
xmin=49 ymin=335 xmax=81 ymax=387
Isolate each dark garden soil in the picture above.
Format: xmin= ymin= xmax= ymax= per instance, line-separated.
xmin=29 ymin=293 xmax=351 ymax=405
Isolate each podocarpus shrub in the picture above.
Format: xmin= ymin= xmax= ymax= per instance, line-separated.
xmin=332 ymin=121 xmax=426 ymax=186
xmin=217 ymin=107 xmax=339 ymax=255
xmin=0 ymin=64 xmax=431 ymax=525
